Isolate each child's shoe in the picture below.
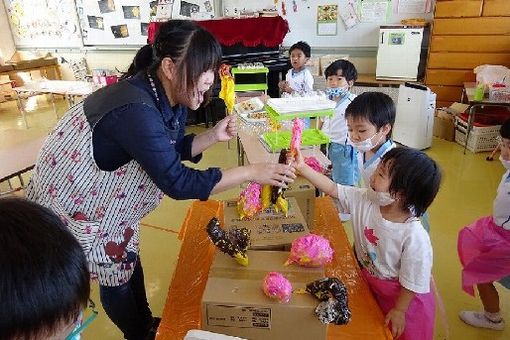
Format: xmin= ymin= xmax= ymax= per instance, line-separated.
xmin=459 ymin=311 xmax=505 ymax=330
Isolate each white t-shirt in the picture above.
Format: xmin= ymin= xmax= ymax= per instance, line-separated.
xmin=358 ymin=140 xmax=396 ymax=188
xmin=285 ymin=68 xmax=314 ymax=93
xmin=494 ymin=170 xmax=510 ymax=229
xmin=335 ymin=184 xmax=433 ymax=294
xmin=321 ymin=93 xmax=356 ymax=144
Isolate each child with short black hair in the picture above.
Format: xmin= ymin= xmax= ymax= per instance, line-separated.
xmin=0 ymin=197 xmax=91 ymax=340
xmin=279 ymin=41 xmax=314 ymax=95
xmin=293 ymin=147 xmax=442 ymax=340
xmin=458 ymin=119 xmax=510 ymax=331
xmin=320 ymin=59 xmax=359 ymax=188
xmin=345 ymin=91 xmax=396 ymax=187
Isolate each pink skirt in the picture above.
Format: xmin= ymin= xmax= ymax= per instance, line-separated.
xmin=361 ymin=268 xmax=435 ymax=340
xmin=458 ymin=216 xmax=510 ymax=296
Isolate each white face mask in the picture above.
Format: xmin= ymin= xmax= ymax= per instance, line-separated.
xmin=348 ymin=133 xmax=383 ymax=152
xmin=367 ymin=187 xmax=395 ymax=206
xmin=500 ymin=155 xmax=510 ymax=170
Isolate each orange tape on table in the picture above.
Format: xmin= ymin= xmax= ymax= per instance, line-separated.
xmin=157 ymin=197 xmax=392 ymax=340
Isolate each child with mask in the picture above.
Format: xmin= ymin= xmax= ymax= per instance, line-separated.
xmin=345 ymin=92 xmax=396 ymax=188
xmin=319 ymin=59 xmax=359 ymax=188
xmin=458 ymin=118 xmax=510 ymax=331
xmin=291 ymin=147 xmax=442 ymax=339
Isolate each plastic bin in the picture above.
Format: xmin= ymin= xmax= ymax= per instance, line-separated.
xmin=454 ymin=116 xmax=500 ymax=153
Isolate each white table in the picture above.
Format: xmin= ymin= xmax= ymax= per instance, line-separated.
xmin=13 ymin=80 xmax=100 ymax=128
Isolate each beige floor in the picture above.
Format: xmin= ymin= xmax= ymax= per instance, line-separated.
xmin=1 ymin=96 xmax=509 ymax=340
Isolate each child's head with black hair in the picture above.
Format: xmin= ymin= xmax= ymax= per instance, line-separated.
xmin=288 ymin=41 xmax=311 ymax=72
xmin=372 ymin=147 xmax=442 ymax=217
xmin=345 ymin=92 xmax=396 ymax=153
xmin=499 ymin=118 xmax=510 ymax=162
xmin=324 ymin=59 xmax=358 ymax=90
xmin=0 ymin=197 xmax=90 ymax=340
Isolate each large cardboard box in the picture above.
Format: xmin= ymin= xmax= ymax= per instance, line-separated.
xmin=433 ymin=103 xmax=468 ymax=141
xmin=285 ymin=176 xmax=315 ymax=228
xmin=223 ymin=197 xmax=309 ymax=250
xmin=202 ymin=250 xmax=327 ymax=340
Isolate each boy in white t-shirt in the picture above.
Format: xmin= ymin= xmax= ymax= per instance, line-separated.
xmin=279 ymin=41 xmax=314 ymax=94
xmin=293 ymin=147 xmax=442 ymax=340
xmin=278 ymin=41 xmax=314 ymax=128
xmin=345 ymin=92 xmax=396 ymax=188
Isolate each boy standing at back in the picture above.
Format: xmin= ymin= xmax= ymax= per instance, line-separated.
xmin=345 ymin=92 xmax=397 ymax=188
xmin=279 ymin=41 xmax=314 ymax=95
xmin=319 ymin=59 xmax=359 ymax=187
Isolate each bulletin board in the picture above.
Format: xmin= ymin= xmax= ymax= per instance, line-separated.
xmin=221 ymin=0 xmax=434 ymax=48
xmin=76 ymin=0 xmax=158 ymax=46
xmin=3 ymin=0 xmax=82 ymax=48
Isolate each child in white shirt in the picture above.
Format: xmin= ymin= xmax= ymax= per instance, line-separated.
xmin=319 ymin=59 xmax=358 ymax=187
xmin=458 ymin=119 xmax=510 ymax=331
xmin=345 ymin=92 xmax=396 ymax=188
xmin=293 ymin=147 xmax=442 ymax=340
xmin=278 ymin=41 xmax=314 ymax=128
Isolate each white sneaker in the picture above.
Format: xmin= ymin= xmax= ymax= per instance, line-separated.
xmin=459 ymin=311 xmax=505 ymax=331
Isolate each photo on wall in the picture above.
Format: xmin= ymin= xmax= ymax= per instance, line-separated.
xmin=150 ymin=1 xmax=158 ymax=17
xmin=141 ymin=22 xmax=149 ymax=36
xmin=88 ymin=15 xmax=104 ymax=30
xmin=172 ymin=0 xmax=215 ymax=20
xmin=123 ymin=6 xmax=141 ymax=19
xmin=111 ymin=24 xmax=129 ymax=38
xmin=98 ymin=0 xmax=115 ymax=13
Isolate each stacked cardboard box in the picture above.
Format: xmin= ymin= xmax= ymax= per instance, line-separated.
xmin=434 ymin=102 xmax=469 ymax=141
xmin=201 ymin=250 xmax=327 ymax=340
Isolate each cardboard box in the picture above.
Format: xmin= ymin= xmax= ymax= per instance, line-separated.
xmin=285 ymin=176 xmax=315 ymax=228
xmin=433 ymin=102 xmax=467 ymax=142
xmin=305 ymin=57 xmax=320 ymax=77
xmin=202 ymin=250 xmax=327 ymax=340
xmin=223 ymin=197 xmax=309 ymax=250
xmin=319 ymin=54 xmax=349 ymax=76
xmin=6 ymin=51 xmax=58 ymax=70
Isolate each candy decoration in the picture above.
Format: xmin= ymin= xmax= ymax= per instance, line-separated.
xmin=306 ymin=277 xmax=351 ymax=325
xmin=261 ymin=184 xmax=272 ymax=209
xmin=304 ymin=156 xmax=325 ymax=173
xmin=206 ymin=217 xmax=250 ymax=266
xmin=289 ymin=118 xmax=304 ymax=157
xmin=237 ymin=182 xmax=263 ymax=219
xmin=262 ymin=272 xmax=293 ymax=303
xmin=286 ymin=234 xmax=334 ymax=267
xmin=218 ymin=64 xmax=235 ymax=114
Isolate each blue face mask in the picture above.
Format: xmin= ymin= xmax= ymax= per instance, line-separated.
xmin=325 ymin=87 xmax=349 ymax=99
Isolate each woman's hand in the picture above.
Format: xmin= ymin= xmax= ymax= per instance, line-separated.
xmin=212 ymin=114 xmax=237 ymax=142
xmin=385 ymin=308 xmax=406 ymax=339
xmin=248 ymin=163 xmax=296 ymax=187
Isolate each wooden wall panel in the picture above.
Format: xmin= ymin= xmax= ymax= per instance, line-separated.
xmin=435 ymin=1 xmax=482 ymax=18
xmin=430 ymin=36 xmax=510 ymax=52
xmin=483 ymin=0 xmax=510 ymax=16
xmin=433 ymin=17 xmax=510 ymax=35
xmin=426 ymin=69 xmax=476 ymax=86
xmin=428 ymin=52 xmax=510 ymax=69
xmin=428 ymin=85 xmax=464 ymax=102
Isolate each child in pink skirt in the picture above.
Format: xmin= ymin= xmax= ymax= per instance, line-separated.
xmin=458 ymin=119 xmax=510 ymax=331
xmin=293 ymin=147 xmax=441 ymax=339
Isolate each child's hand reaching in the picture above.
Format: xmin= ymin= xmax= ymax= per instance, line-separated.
xmin=289 ymin=149 xmax=307 ymax=174
xmin=385 ymin=308 xmax=406 ymax=339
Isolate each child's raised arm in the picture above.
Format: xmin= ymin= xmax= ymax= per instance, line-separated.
xmin=293 ymin=149 xmax=338 ymax=198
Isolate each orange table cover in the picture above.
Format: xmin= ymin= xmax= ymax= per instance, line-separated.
xmin=156 ymin=197 xmax=392 ymax=340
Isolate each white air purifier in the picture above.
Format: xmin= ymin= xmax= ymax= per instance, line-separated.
xmin=393 ymin=83 xmax=436 ymax=150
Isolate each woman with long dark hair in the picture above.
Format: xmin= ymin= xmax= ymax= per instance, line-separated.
xmin=27 ymin=20 xmax=295 ymax=339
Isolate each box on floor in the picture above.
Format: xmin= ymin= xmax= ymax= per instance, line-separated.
xmin=223 ymin=197 xmax=309 ymax=250
xmin=201 ymin=250 xmax=327 ymax=340
xmin=433 ymin=102 xmax=469 ymax=141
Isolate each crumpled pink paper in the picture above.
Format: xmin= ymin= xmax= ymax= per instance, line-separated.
xmin=286 ymin=234 xmax=334 ymax=267
xmin=262 ymin=271 xmax=293 ymax=303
